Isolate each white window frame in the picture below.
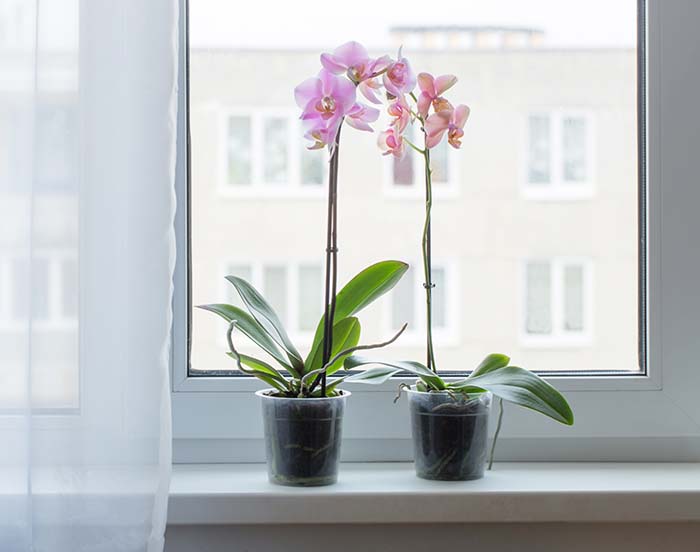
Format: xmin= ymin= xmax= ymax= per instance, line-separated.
xmin=519 ymin=257 xmax=593 ymax=348
xmin=173 ymin=1 xmax=700 ymax=463
xmin=383 ymin=259 xmax=459 ymax=346
xmin=521 ymin=109 xmax=596 ymax=201
xmin=217 ymin=107 xmax=328 ymax=199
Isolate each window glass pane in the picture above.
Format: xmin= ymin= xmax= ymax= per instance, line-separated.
xmin=12 ymin=258 xmax=49 ymax=321
xmin=227 ymin=116 xmax=251 ymax=186
xmin=263 ymin=117 xmax=288 ymax=185
xmin=562 ymin=116 xmax=586 ymax=182
xmin=61 ymin=257 xmax=78 ymax=319
xmin=392 ymin=266 xmax=415 ymax=330
xmin=225 ymin=264 xmax=252 ymax=306
xmin=190 ymin=0 xmax=640 ymax=375
xmin=525 ymin=262 xmax=552 ymax=335
xmin=393 ymin=155 xmax=413 ymax=186
xmin=262 ymin=265 xmax=288 ymax=325
xmin=431 ymin=267 xmax=446 ymax=328
xmin=301 ymin=143 xmax=323 ymax=186
xmin=298 ymin=265 xmax=323 ymax=331
xmin=564 ymin=264 xmax=584 ymax=331
xmin=430 ymin=140 xmax=449 ymax=184
xmin=528 ymin=115 xmax=550 ymax=184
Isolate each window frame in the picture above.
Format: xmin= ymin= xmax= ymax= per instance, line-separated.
xmin=173 ymin=0 xmax=700 ymax=463
xmin=521 ymin=109 xmax=596 ymax=201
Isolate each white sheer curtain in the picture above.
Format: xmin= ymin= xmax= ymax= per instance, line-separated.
xmin=0 ymin=1 xmax=177 ymax=550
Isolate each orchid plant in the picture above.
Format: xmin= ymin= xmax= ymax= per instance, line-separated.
xmin=200 ymin=43 xmax=414 ymax=398
xmin=326 ymin=43 xmax=575 ymax=453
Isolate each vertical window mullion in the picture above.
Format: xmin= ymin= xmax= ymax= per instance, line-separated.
xmin=251 ymin=113 xmax=263 ymax=188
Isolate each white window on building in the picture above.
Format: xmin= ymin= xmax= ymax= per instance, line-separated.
xmin=221 ymin=110 xmax=326 ymax=195
xmin=524 ymin=111 xmax=593 ymax=199
xmin=388 ymin=262 xmax=456 ymax=344
xmin=222 ymin=261 xmax=324 ymax=339
xmin=521 ymin=258 xmax=592 ymax=346
xmin=0 ymin=251 xmax=78 ymax=330
xmin=387 ymin=124 xmax=457 ymax=197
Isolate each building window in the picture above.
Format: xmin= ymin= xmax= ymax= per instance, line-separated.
xmin=222 ymin=110 xmax=326 ymax=195
xmin=221 ymin=261 xmax=323 ymax=341
xmin=524 ymin=111 xmax=593 ymax=199
xmin=388 ymin=262 xmax=456 ymax=343
xmin=388 ymin=124 xmax=456 ymax=196
xmin=522 ymin=259 xmax=592 ymax=346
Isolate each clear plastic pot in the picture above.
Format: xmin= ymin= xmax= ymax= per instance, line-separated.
xmin=257 ymin=389 xmax=349 ymax=487
xmin=407 ymin=388 xmax=492 ymax=481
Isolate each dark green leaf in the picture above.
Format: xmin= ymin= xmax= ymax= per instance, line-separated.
xmin=307 ymin=260 xmax=409 ymax=365
xmin=225 ymin=276 xmax=304 ymax=373
xmin=305 ymin=317 xmax=361 ymax=376
xmin=458 ymin=366 xmax=574 ymax=425
xmin=197 ymin=303 xmax=297 ymax=377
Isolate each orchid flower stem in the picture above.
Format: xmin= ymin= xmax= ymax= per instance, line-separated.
xmin=404 ymin=138 xmax=425 ymax=155
xmin=421 ymin=137 xmax=437 ymax=373
xmin=312 ymin=121 xmax=343 ymax=397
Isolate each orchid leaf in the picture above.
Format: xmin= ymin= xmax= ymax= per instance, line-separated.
xmin=343 ymin=356 xmax=446 ymax=390
xmin=455 ymin=366 xmax=574 ymax=425
xmin=470 ymin=353 xmax=510 ymax=378
xmin=197 ymin=303 xmax=298 ymax=377
xmin=306 ymin=260 xmax=409 ymax=366
xmin=327 ymin=366 xmax=400 ymax=393
xmin=305 ymin=317 xmax=361 ymax=376
xmin=225 ymin=276 xmax=304 ymax=374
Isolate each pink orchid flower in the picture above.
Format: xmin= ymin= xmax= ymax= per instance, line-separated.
xmin=377 ymin=127 xmax=405 ymax=159
xmin=383 ymin=49 xmax=416 ymax=98
xmin=387 ymin=95 xmax=412 ymax=133
xmin=303 ymin=120 xmax=341 ymax=150
xmin=346 ymin=102 xmax=380 ymax=132
xmin=424 ymin=105 xmax=470 ymax=149
xmin=416 ymin=72 xmax=458 ymax=119
xmin=321 ymin=41 xmax=391 ymax=104
xmin=295 ymin=69 xmax=356 ymax=125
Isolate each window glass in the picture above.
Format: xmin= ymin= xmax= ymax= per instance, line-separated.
xmin=263 ymin=265 xmax=287 ymax=323
xmin=431 ymin=266 xmax=447 ymax=328
xmin=298 ymin=265 xmax=323 ymax=331
xmin=262 ymin=117 xmax=288 ymax=185
xmin=392 ymin=265 xmax=415 ymax=331
xmin=564 ymin=264 xmax=584 ymax=331
xmin=301 ymin=144 xmax=323 ymax=186
xmin=226 ymin=264 xmax=252 ymax=306
xmin=61 ymin=256 xmax=78 ymax=319
xmin=562 ymin=116 xmax=587 ymax=182
xmin=528 ymin=115 xmax=550 ymax=185
xmin=430 ymin=140 xmax=449 ymax=184
xmin=525 ymin=262 xmax=552 ymax=335
xmin=227 ymin=116 xmax=252 ymax=186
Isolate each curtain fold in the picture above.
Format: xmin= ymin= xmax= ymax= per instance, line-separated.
xmin=0 ymin=1 xmax=177 ymax=550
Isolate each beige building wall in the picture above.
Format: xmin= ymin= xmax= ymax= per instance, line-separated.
xmin=189 ymin=47 xmax=638 ymax=374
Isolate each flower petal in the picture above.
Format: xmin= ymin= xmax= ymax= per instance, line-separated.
xmin=359 ymin=79 xmax=382 ymax=104
xmin=424 ymin=111 xmax=450 ymax=136
xmin=332 ymin=41 xmax=370 ymax=67
xmin=417 ymin=93 xmax=432 ymax=119
xmin=453 ymin=104 xmax=470 ymax=128
xmin=426 ymin=129 xmax=446 ymax=149
xmin=417 ymin=72 xmax=436 ymax=96
xmin=294 ymin=77 xmax=321 ymax=109
xmin=434 ymin=74 xmax=457 ymax=95
xmin=320 ymin=53 xmax=347 ymax=74
xmin=345 ymin=117 xmax=374 ymax=132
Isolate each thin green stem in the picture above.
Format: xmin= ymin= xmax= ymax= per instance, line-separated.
xmin=488 ymin=398 xmax=505 ymax=471
xmin=404 ymin=138 xmax=425 ymax=155
xmin=421 ymin=139 xmax=437 ymax=373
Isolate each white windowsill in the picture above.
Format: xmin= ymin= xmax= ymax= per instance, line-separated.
xmin=168 ymin=462 xmax=700 ymax=525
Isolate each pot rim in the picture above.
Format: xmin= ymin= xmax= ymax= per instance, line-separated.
xmin=255 ymin=389 xmax=351 ymax=401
